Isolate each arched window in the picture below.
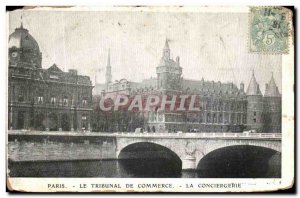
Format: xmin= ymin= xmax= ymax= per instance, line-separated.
xmin=237 ymin=102 xmax=240 ymax=111
xmin=219 ymin=114 xmax=223 ymax=123
xmin=50 ymin=96 xmax=56 ymax=105
xmin=224 ymin=103 xmax=228 ymax=111
xmin=63 ymin=96 xmax=68 ymax=106
xmin=213 ymin=113 xmax=217 ymax=123
xmin=81 ymin=97 xmax=87 ymax=106
xmin=37 ymin=96 xmax=44 ymax=104
xmin=206 ymin=101 xmax=210 ymax=110
xmin=237 ymin=115 xmax=240 ymax=124
xmin=18 ymin=87 xmax=25 ymax=102
xmin=199 ymin=112 xmax=203 ymax=123
xmin=207 ymin=113 xmax=210 ymax=123
xmin=230 ymin=103 xmax=234 ymax=111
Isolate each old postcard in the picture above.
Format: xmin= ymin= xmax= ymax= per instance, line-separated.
xmin=6 ymin=6 xmax=294 ymax=192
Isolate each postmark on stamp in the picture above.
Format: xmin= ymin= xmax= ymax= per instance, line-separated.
xmin=249 ymin=7 xmax=292 ymax=54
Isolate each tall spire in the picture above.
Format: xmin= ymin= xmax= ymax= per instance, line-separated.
xmin=20 ymin=15 xmax=23 ymax=29
xmin=246 ymin=70 xmax=262 ymax=95
xmin=164 ymin=38 xmax=170 ymax=50
xmin=105 ymin=49 xmax=112 ymax=84
xmin=107 ymin=48 xmax=111 ymax=67
xmin=163 ymin=39 xmax=170 ymax=60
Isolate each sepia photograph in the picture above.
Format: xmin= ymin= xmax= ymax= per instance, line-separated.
xmin=6 ymin=6 xmax=294 ymax=192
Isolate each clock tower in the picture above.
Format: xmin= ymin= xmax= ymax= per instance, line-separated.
xmin=156 ymin=39 xmax=182 ymax=94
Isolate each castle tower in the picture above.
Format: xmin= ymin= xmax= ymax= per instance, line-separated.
xmin=263 ymin=73 xmax=281 ymax=133
xmin=105 ymin=49 xmax=112 ymax=84
xmin=156 ymin=39 xmax=182 ymax=94
xmin=246 ymin=70 xmax=263 ymax=132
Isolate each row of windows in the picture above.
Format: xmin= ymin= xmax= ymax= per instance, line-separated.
xmin=108 ymin=83 xmax=130 ymax=91
xmin=16 ymin=91 xmax=89 ymax=104
xmin=148 ymin=112 xmax=247 ymax=125
xmin=35 ymin=96 xmax=88 ymax=106
xmin=128 ymin=97 xmax=247 ymax=112
xmin=164 ymin=114 xmax=247 ymax=124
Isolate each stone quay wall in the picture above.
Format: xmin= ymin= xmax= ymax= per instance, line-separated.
xmin=8 ymin=132 xmax=117 ymax=162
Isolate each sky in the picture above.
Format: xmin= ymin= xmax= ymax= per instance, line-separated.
xmin=9 ymin=8 xmax=282 ymax=92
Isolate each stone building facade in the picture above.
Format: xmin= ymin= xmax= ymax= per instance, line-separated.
xmin=8 ymin=24 xmax=93 ymax=131
xmin=95 ymin=40 xmax=281 ymax=133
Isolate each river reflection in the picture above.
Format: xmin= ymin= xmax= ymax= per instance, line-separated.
xmin=8 ymin=159 xmax=197 ymax=178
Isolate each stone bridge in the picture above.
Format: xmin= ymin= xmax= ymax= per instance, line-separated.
xmin=114 ymin=132 xmax=281 ymax=170
xmin=8 ymin=131 xmax=281 ymax=170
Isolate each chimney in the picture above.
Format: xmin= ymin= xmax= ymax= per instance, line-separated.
xmin=240 ymin=82 xmax=244 ymax=91
xmin=69 ymin=69 xmax=78 ymax=75
xmin=265 ymin=83 xmax=269 ymax=91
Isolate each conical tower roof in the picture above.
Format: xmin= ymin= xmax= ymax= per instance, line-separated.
xmin=264 ymin=73 xmax=281 ymax=97
xmin=246 ymin=70 xmax=262 ymax=96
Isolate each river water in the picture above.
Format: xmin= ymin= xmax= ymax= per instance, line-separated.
xmin=9 ymin=159 xmax=202 ymax=178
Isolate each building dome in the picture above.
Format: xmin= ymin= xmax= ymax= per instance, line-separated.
xmin=9 ymin=25 xmax=40 ymax=53
xmin=8 ymin=24 xmax=42 ymax=68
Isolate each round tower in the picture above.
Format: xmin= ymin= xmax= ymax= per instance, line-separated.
xmin=246 ymin=70 xmax=263 ymax=132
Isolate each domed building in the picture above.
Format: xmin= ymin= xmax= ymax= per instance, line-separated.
xmin=8 ymin=24 xmax=93 ymax=131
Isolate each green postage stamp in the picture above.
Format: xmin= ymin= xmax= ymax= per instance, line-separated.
xmin=250 ymin=7 xmax=292 ymax=53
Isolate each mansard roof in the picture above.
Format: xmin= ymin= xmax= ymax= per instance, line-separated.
xmin=264 ymin=73 xmax=281 ymax=97
xmin=246 ymin=71 xmax=262 ymax=96
xmin=183 ymin=79 xmax=245 ymax=97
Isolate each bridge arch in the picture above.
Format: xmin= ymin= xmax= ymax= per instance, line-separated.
xmin=196 ymin=145 xmax=281 ymax=178
xmin=117 ymin=142 xmax=182 ymax=178
xmin=115 ymin=135 xmax=281 ymax=173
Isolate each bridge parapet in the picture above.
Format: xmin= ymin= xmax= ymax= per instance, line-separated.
xmin=114 ymin=132 xmax=282 ymax=140
xmin=8 ymin=130 xmax=282 ymax=140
